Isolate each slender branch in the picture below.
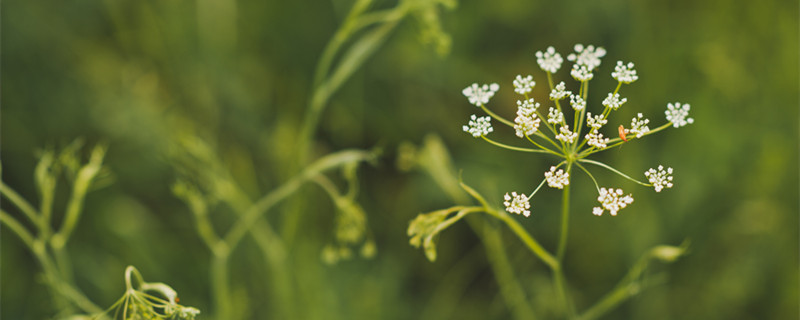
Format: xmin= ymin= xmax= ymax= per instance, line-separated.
xmin=225 ymin=150 xmax=374 ymax=248
xmin=485 ymin=208 xmax=559 ymax=270
xmin=0 ymin=182 xmax=40 ymax=226
xmin=0 ymin=209 xmax=34 ymax=250
xmin=481 ymin=104 xmax=514 ymax=127
xmin=578 ymin=159 xmax=649 ymax=186
xmin=575 ymin=163 xmax=601 ymax=193
xmin=554 ymin=162 xmax=576 ymax=318
xmin=481 ymin=221 xmax=538 ymax=320
xmin=481 ymin=136 xmax=554 ymax=154
xmin=51 ymin=144 xmax=106 ymax=250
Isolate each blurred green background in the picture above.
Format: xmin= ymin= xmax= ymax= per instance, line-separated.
xmin=2 ymin=0 xmax=798 ymax=319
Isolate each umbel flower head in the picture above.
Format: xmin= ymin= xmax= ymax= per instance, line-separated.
xmin=457 ymin=44 xmax=694 ymax=217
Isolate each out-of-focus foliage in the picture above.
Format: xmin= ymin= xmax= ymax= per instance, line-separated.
xmin=2 ymin=0 xmax=797 ymax=319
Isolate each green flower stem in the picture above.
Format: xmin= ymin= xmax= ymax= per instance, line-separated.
xmin=33 ymin=240 xmax=102 ymax=315
xmin=578 ymin=251 xmax=652 ymax=320
xmin=211 ymin=254 xmax=233 ymax=320
xmin=482 ymin=136 xmax=557 ymax=155
xmin=485 ymin=208 xmax=558 ymax=270
xmin=0 ymin=210 xmax=34 ymax=250
xmin=0 ymin=181 xmax=40 ymax=226
xmin=529 ymin=131 xmax=562 ymax=152
xmin=578 ymin=159 xmax=650 ymax=187
xmin=480 ymin=104 xmax=514 ymax=127
xmin=299 ymin=6 xmax=403 ymax=166
xmin=312 ymin=0 xmax=374 ymax=88
xmin=480 ymin=220 xmax=538 ymax=320
xmin=51 ymin=144 xmax=106 ymax=250
xmin=225 ymin=149 xmax=374 ymax=249
xmin=555 ymin=162 xmax=576 ymax=318
xmin=575 ymin=163 xmax=601 ymax=193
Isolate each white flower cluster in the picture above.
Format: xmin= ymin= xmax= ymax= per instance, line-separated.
xmin=586 ymin=112 xmax=607 ymax=132
xmin=544 ymin=166 xmax=570 ymax=189
xmin=628 ymin=113 xmax=651 ymax=138
xmin=514 ymin=99 xmax=541 ymax=138
xmin=547 ymin=107 xmax=564 ymax=124
xmin=513 ymin=75 xmax=535 ymax=95
xmin=567 ymin=44 xmax=607 ymax=71
xmin=612 ymin=61 xmax=639 ymax=84
xmin=550 ymin=81 xmax=571 ymax=100
xmin=585 ymin=131 xmax=610 ymax=149
xmin=645 ymin=166 xmax=674 ymax=192
xmin=602 ymin=93 xmax=627 ymax=110
xmin=535 ymin=46 xmax=563 ymax=73
xmin=593 ymin=188 xmax=634 ymax=216
xmin=463 ymin=114 xmax=493 ymax=137
xmin=571 ymin=64 xmax=594 ymax=82
xmin=555 ymin=125 xmax=578 ymax=143
xmin=462 ymin=83 xmax=500 ymax=106
xmin=665 ymin=102 xmax=694 ymax=128
xmin=504 ymin=192 xmax=531 ymax=217
xmin=569 ymin=94 xmax=586 ymax=111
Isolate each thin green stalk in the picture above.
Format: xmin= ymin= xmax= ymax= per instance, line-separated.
xmin=0 ymin=210 xmax=34 ymax=250
xmin=51 ymin=145 xmax=106 ymax=250
xmin=0 ymin=181 xmax=40 ymax=225
xmin=554 ymin=162 xmax=576 ymax=318
xmin=578 ymin=159 xmax=649 ymax=187
xmin=225 ymin=150 xmax=374 ymax=249
xmin=480 ymin=220 xmax=538 ymax=320
xmin=575 ymin=163 xmax=601 ymax=193
xmin=578 ymin=252 xmax=651 ymax=320
xmin=34 ymin=244 xmax=103 ymax=314
xmin=481 ymin=104 xmax=514 ymax=127
xmin=488 ymin=209 xmax=558 ymax=270
xmin=481 ymin=136 xmax=555 ymax=154
xmin=525 ymin=135 xmax=561 ymax=156
xmin=211 ymin=254 xmax=233 ymax=320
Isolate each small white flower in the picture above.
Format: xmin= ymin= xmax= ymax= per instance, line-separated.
xmin=602 ymin=93 xmax=627 ymax=110
xmin=571 ymin=64 xmax=594 ymax=82
xmin=555 ymin=125 xmax=578 ymax=143
xmin=569 ymin=94 xmax=586 ymax=111
xmin=585 ymin=131 xmax=610 ymax=149
xmin=612 ymin=61 xmax=639 ymax=84
xmin=513 ymin=75 xmax=535 ymax=95
xmin=547 ymin=107 xmax=564 ymax=124
xmin=665 ymin=102 xmax=694 ymax=128
xmin=462 ymin=83 xmax=500 ymax=106
xmin=567 ymin=44 xmax=606 ymax=71
xmin=628 ymin=113 xmax=651 ymax=138
xmin=517 ymin=98 xmax=540 ymax=113
xmin=535 ymin=46 xmax=563 ymax=73
xmin=462 ymin=114 xmax=493 ymax=137
xmin=645 ymin=166 xmax=674 ymax=192
xmin=549 ymin=81 xmax=571 ymax=100
xmin=514 ymin=99 xmax=541 ymax=138
xmin=504 ymin=192 xmax=531 ymax=217
xmin=586 ymin=112 xmax=608 ymax=132
xmin=544 ymin=166 xmax=570 ymax=189
xmin=593 ymin=188 xmax=634 ymax=216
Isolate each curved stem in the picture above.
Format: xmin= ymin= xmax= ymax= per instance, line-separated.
xmin=485 ymin=208 xmax=559 ymax=270
xmin=481 ymin=104 xmax=514 ymax=127
xmin=481 ymin=136 xmax=555 ymax=154
xmin=575 ymin=163 xmax=601 ymax=193
xmin=0 ymin=182 xmax=40 ymax=226
xmin=225 ymin=150 xmax=374 ymax=249
xmin=526 ymin=134 xmax=562 ymax=155
xmin=578 ymin=159 xmax=650 ymax=187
